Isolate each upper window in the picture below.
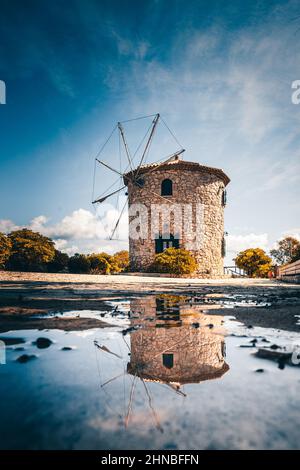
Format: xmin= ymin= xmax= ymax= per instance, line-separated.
xmin=161 ymin=178 xmax=173 ymax=196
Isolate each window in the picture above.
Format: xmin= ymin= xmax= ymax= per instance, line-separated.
xmin=155 ymin=234 xmax=179 ymax=253
xmin=222 ymin=236 xmax=226 ymax=258
xmin=162 ymin=353 xmax=174 ymax=369
xmin=222 ymin=189 xmax=227 ymax=206
xmin=161 ymin=178 xmax=172 ymax=196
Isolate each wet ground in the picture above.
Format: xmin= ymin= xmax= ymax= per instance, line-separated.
xmin=0 ymin=275 xmax=300 ymax=450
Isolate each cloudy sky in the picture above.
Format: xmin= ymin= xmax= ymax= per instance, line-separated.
xmin=0 ymin=0 xmax=300 ymax=263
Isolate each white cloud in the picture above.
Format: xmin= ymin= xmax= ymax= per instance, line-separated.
xmin=227 ymin=233 xmax=269 ymax=253
xmin=0 ymin=204 xmax=129 ymax=256
xmin=0 ymin=219 xmax=19 ymax=233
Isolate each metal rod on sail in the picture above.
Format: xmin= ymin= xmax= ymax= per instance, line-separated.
xmin=92 ymin=186 xmax=126 ymax=204
xmin=135 ymin=113 xmax=160 ymax=178
xmin=118 ymin=122 xmax=134 ymax=173
xmin=109 ymin=196 xmax=128 ymax=239
xmin=95 ymin=158 xmax=123 ymax=177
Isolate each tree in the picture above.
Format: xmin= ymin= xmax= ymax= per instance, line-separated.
xmin=88 ymin=253 xmax=111 ymax=274
xmin=112 ymin=250 xmax=129 ymax=272
xmin=235 ymin=248 xmax=272 ymax=278
xmin=7 ymin=229 xmax=55 ymax=272
xmin=152 ymin=248 xmax=197 ymax=275
xmin=270 ymin=237 xmax=300 ymax=265
xmin=47 ymin=250 xmax=69 ymax=273
xmin=291 ymin=245 xmax=300 ymax=263
xmin=68 ymin=254 xmax=91 ymax=274
xmin=0 ymin=232 xmax=12 ymax=269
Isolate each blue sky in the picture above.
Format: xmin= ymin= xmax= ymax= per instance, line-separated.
xmin=0 ymin=0 xmax=300 ymax=262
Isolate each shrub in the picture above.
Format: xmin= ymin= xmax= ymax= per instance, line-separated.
xmin=68 ymin=253 xmax=91 ymax=274
xmin=7 ymin=229 xmax=55 ymax=272
xmin=112 ymin=250 xmax=129 ymax=272
xmin=88 ymin=253 xmax=112 ymax=274
xmin=0 ymin=232 xmax=12 ymax=269
xmin=235 ymin=248 xmax=272 ymax=278
xmin=152 ymin=248 xmax=197 ymax=275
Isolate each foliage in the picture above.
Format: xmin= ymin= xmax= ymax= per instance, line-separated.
xmin=68 ymin=253 xmax=91 ymax=274
xmin=0 ymin=232 xmax=12 ymax=269
xmin=7 ymin=229 xmax=55 ymax=272
xmin=47 ymin=250 xmax=69 ymax=273
xmin=152 ymin=248 xmax=197 ymax=275
xmin=270 ymin=237 xmax=300 ymax=265
xmin=88 ymin=253 xmax=112 ymax=274
xmin=235 ymin=248 xmax=272 ymax=278
xmin=291 ymin=245 xmax=300 ymax=263
xmin=112 ymin=250 xmax=129 ymax=272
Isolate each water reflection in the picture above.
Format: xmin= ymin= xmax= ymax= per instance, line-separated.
xmin=95 ymin=295 xmax=230 ymax=430
xmin=127 ymin=295 xmax=229 ymax=391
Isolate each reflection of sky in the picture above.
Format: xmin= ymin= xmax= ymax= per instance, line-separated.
xmin=1 ymin=1 xmax=300 ymax=261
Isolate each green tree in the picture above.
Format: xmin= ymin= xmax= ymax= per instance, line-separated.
xmin=0 ymin=232 xmax=12 ymax=269
xmin=88 ymin=253 xmax=111 ymax=274
xmin=112 ymin=250 xmax=129 ymax=272
xmin=291 ymin=245 xmax=300 ymax=263
xmin=152 ymin=247 xmax=197 ymax=275
xmin=47 ymin=250 xmax=69 ymax=273
xmin=235 ymin=248 xmax=272 ymax=278
xmin=7 ymin=229 xmax=55 ymax=272
xmin=270 ymin=237 xmax=300 ymax=265
xmin=68 ymin=253 xmax=91 ymax=274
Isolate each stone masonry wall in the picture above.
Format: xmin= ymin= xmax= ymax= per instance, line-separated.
xmin=127 ymin=164 xmax=227 ymax=277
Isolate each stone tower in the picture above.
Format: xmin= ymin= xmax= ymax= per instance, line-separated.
xmin=124 ymin=156 xmax=230 ymax=277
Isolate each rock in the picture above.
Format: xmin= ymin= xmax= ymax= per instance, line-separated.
xmin=33 ymin=337 xmax=53 ymax=349
xmin=0 ymin=337 xmax=25 ymax=346
xmin=270 ymin=344 xmax=281 ymax=350
xmin=255 ymin=348 xmax=293 ymax=369
xmin=16 ymin=354 xmax=36 ymax=363
xmin=192 ymin=322 xmax=200 ymax=328
xmin=255 ymin=369 xmax=264 ymax=373
xmin=207 ymin=324 xmax=214 ymax=329
xmin=61 ymin=346 xmax=73 ymax=351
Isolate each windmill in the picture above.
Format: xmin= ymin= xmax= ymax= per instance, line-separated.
xmin=92 ymin=113 xmax=185 ymax=240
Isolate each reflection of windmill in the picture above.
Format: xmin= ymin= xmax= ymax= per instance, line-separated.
xmin=94 ymin=339 xmax=165 ymax=432
xmin=93 ymin=295 xmax=229 ymax=432
xmin=92 ymin=113 xmax=185 ymax=239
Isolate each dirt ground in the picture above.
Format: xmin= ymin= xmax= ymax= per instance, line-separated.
xmin=0 ymin=271 xmax=299 ymax=332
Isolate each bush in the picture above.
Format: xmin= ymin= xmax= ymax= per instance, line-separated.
xmin=235 ymin=248 xmax=272 ymax=278
xmin=68 ymin=253 xmax=91 ymax=274
xmin=112 ymin=250 xmax=129 ymax=272
xmin=152 ymin=248 xmax=197 ymax=275
xmin=7 ymin=229 xmax=55 ymax=272
xmin=0 ymin=232 xmax=12 ymax=269
xmin=47 ymin=250 xmax=69 ymax=273
xmin=88 ymin=253 xmax=112 ymax=274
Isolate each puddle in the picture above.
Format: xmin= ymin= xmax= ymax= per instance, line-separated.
xmin=0 ymin=294 xmax=300 ymax=450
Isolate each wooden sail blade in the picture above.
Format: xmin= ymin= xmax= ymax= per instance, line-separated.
xmin=92 ymin=186 xmax=126 ymax=204
xmin=109 ymin=196 xmax=128 ymax=239
xmin=96 ymin=158 xmax=123 ymax=177
xmin=135 ymin=113 xmax=160 ymax=178
xmin=118 ymin=122 xmax=134 ymax=173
